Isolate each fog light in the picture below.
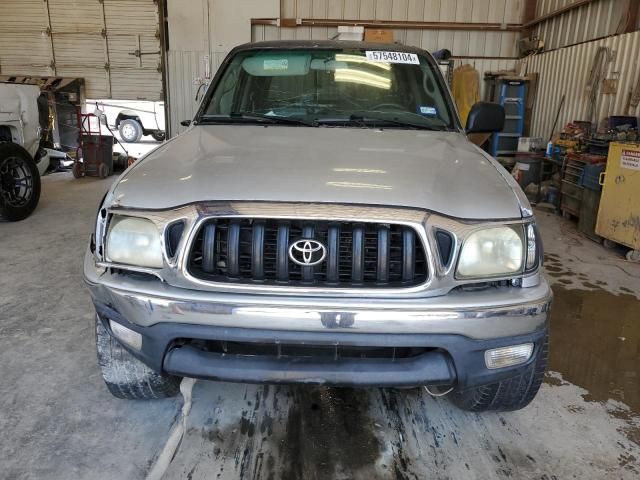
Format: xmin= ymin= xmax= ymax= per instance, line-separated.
xmin=110 ymin=320 xmax=142 ymax=350
xmin=485 ymin=343 xmax=533 ymax=369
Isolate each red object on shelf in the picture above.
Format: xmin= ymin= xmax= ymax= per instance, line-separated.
xmin=566 ymin=151 xmax=606 ymax=164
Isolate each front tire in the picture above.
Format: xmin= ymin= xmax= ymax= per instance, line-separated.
xmin=96 ymin=316 xmax=181 ymax=399
xmin=450 ymin=335 xmax=548 ymax=412
xmin=0 ymin=142 xmax=41 ymax=221
xmin=118 ymin=119 xmax=143 ymax=143
xmin=72 ymin=162 xmax=83 ymax=178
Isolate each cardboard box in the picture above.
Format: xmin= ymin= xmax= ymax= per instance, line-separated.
xmin=337 ymin=25 xmax=364 ymax=41
xmin=364 ymin=29 xmax=394 ymax=43
xmin=517 ymin=137 xmax=543 ymax=152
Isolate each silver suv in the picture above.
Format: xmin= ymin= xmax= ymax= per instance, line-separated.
xmin=84 ymin=41 xmax=551 ymax=412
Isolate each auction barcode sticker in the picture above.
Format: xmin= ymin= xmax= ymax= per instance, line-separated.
xmin=621 ymin=149 xmax=640 ymax=171
xmin=366 ymin=51 xmax=420 ymax=64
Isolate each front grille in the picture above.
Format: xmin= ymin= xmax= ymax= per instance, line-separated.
xmin=177 ymin=338 xmax=433 ymax=360
xmin=187 ymin=218 xmax=428 ymax=288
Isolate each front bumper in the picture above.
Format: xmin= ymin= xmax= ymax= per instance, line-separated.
xmin=85 ymin=254 xmax=552 ymax=388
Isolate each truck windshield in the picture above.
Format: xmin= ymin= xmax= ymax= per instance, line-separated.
xmin=201 ymin=49 xmax=456 ymax=131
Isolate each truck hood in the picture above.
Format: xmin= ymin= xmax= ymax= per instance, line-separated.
xmin=112 ymin=125 xmax=522 ymax=219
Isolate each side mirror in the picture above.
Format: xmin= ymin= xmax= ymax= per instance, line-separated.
xmin=465 ymin=102 xmax=505 ymax=133
xmin=180 ymin=120 xmax=191 ymax=127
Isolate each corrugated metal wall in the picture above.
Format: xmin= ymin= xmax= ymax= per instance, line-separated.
xmin=166 ymin=50 xmax=230 ymax=137
xmin=272 ymin=0 xmax=522 ymax=58
xmin=533 ymin=0 xmax=629 ymax=50
xmin=252 ymin=0 xmax=523 ymax=99
xmin=165 ymin=0 xmax=279 ymax=135
xmin=251 ymin=24 xmax=517 ymax=99
xmin=521 ymin=30 xmax=640 ymax=139
xmin=167 ymin=0 xmax=524 ymax=136
xmin=0 ymin=0 xmax=162 ymax=100
xmin=0 ymin=1 xmax=53 ymax=76
xmin=274 ymin=0 xmax=521 ymax=59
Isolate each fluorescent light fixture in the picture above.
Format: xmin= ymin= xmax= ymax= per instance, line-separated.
xmin=335 ymin=53 xmax=392 ymax=70
xmin=326 ymin=181 xmax=393 ymax=190
xmin=334 ymin=69 xmax=391 ymax=89
xmin=332 ymin=168 xmax=387 ymax=174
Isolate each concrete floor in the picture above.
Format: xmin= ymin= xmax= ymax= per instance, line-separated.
xmin=1 ymin=173 xmax=638 ymax=479
xmin=114 ymin=136 xmax=163 ymax=159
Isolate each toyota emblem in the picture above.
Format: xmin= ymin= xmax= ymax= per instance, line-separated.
xmin=288 ymin=239 xmax=327 ymax=266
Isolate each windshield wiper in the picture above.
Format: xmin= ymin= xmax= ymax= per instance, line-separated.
xmin=315 ymin=113 xmax=448 ymax=131
xmin=199 ymin=112 xmax=317 ymax=127
xmin=348 ymin=113 xmax=448 ymax=131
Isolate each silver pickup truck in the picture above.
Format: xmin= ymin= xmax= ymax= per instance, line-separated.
xmin=84 ymin=40 xmax=551 ymax=412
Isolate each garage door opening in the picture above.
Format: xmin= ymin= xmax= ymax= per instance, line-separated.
xmin=87 ymin=98 xmax=165 ymax=158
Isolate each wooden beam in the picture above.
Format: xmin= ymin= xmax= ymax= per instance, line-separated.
xmin=252 ymin=18 xmax=522 ymax=32
xmin=452 ymin=55 xmax=520 ymax=60
xmin=523 ymin=0 xmax=539 ymax=23
xmin=523 ymin=0 xmax=597 ymax=29
xmin=522 ymin=0 xmax=538 ymax=37
xmin=623 ymin=0 xmax=640 ymax=34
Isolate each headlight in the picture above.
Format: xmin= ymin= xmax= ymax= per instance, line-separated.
xmin=456 ymin=226 xmax=524 ymax=278
xmin=106 ymin=216 xmax=163 ymax=268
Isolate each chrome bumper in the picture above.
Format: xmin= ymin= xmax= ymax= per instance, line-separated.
xmin=84 ymin=251 xmax=552 ymax=341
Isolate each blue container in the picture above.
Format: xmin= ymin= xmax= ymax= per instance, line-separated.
xmin=581 ymin=164 xmax=605 ymax=191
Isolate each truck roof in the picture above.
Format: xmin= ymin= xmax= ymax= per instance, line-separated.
xmin=232 ymin=39 xmax=432 ymax=57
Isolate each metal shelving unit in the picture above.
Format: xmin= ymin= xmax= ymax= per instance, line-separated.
xmin=488 ymin=78 xmax=527 ymax=157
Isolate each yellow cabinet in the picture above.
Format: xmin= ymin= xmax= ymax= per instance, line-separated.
xmin=596 ymin=142 xmax=640 ymax=251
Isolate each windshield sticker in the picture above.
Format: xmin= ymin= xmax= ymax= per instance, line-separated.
xmin=418 ymin=106 xmax=437 ymax=116
xmin=366 ymin=51 xmax=420 ymax=64
xmin=263 ymin=59 xmax=289 ymax=70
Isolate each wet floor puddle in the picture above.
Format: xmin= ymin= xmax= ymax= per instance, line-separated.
xmin=182 ymin=253 xmax=640 ymax=478
xmin=198 ymin=386 xmax=383 ymax=480
xmin=279 ymin=388 xmax=381 ymax=480
xmin=548 ymin=284 xmax=639 ymax=415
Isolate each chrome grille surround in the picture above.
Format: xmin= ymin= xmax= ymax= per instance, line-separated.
xmin=93 ymin=201 xmax=540 ymax=298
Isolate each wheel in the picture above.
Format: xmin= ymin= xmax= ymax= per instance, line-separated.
xmin=72 ymin=162 xmax=83 ymax=178
xmin=151 ymin=131 xmax=166 ymax=142
xmin=626 ymin=249 xmax=640 ymax=263
xmin=0 ymin=142 xmax=41 ymax=221
xmin=450 ymin=335 xmax=548 ymax=412
xmin=118 ymin=119 xmax=143 ymax=143
xmin=95 ymin=316 xmax=181 ymax=399
xmin=98 ymin=163 xmax=109 ymax=179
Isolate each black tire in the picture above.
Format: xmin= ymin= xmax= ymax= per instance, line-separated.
xmin=450 ymin=335 xmax=548 ymax=412
xmin=72 ymin=162 xmax=83 ymax=179
xmin=151 ymin=131 xmax=166 ymax=142
xmin=0 ymin=142 xmax=41 ymax=221
xmin=118 ymin=119 xmax=143 ymax=143
xmin=95 ymin=316 xmax=181 ymax=400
